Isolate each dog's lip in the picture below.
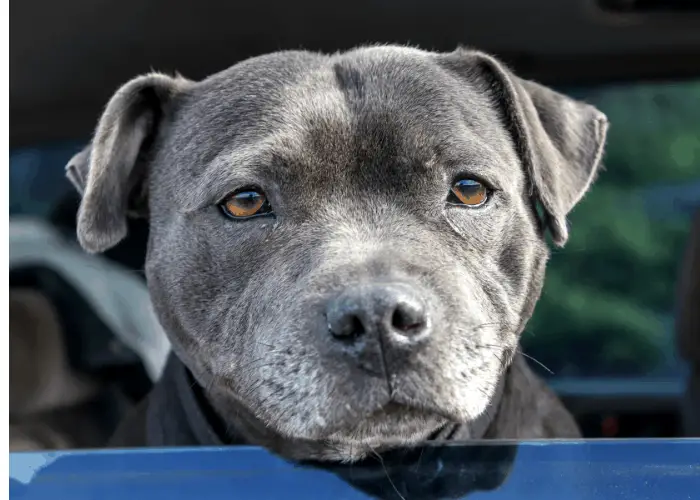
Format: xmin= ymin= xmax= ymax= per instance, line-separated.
xmin=363 ymin=399 xmax=456 ymax=426
xmin=386 ymin=394 xmax=460 ymax=422
xmin=321 ymin=400 xmax=450 ymax=444
xmin=369 ymin=401 xmax=413 ymax=417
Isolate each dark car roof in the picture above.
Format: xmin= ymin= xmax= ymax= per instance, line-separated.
xmin=10 ymin=0 xmax=700 ymax=147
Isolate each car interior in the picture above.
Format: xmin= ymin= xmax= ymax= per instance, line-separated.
xmin=9 ymin=0 xmax=700 ymax=451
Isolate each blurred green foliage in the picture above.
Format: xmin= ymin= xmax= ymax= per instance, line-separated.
xmin=522 ymin=80 xmax=700 ymax=377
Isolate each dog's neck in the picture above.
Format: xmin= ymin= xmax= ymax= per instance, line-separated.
xmin=144 ymin=353 xmax=517 ymax=461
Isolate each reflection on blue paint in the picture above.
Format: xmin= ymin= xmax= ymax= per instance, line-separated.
xmin=9 ymin=440 xmax=700 ymax=500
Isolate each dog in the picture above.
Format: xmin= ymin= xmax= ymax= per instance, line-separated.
xmin=66 ymin=45 xmax=607 ymax=462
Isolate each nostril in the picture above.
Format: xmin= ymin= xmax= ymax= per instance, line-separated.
xmin=390 ymin=303 xmax=426 ymax=333
xmin=326 ymin=284 xmax=430 ymax=345
xmin=328 ymin=313 xmax=366 ymax=341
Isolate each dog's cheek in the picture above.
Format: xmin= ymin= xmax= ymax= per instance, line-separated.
xmin=399 ymin=220 xmax=525 ymax=420
xmin=432 ymin=204 xmax=547 ymax=419
xmin=221 ymin=228 xmax=345 ymax=435
xmin=442 ymin=197 xmax=509 ymax=253
xmin=491 ymin=198 xmax=551 ymax=344
xmin=145 ymin=235 xmax=223 ymax=376
xmin=145 ymin=212 xmax=274 ymax=373
xmin=439 ymin=267 xmax=511 ymax=417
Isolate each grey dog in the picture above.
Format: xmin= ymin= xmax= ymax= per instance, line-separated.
xmin=66 ymin=45 xmax=607 ymax=462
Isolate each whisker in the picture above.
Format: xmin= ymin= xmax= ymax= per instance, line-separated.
xmin=252 ymin=341 xmax=278 ymax=349
xmin=475 ymin=342 xmax=554 ymax=374
xmin=235 ymin=356 xmax=271 ymax=372
xmin=412 ymin=446 xmax=426 ymax=474
xmin=518 ymin=350 xmax=554 ymax=375
xmin=369 ymin=446 xmax=406 ymax=500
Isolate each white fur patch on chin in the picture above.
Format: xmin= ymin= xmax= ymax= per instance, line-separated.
xmin=322 ymin=431 xmax=434 ymax=463
xmin=322 ymin=408 xmax=446 ymax=453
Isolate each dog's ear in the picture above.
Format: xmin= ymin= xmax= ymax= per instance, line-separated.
xmin=440 ymin=49 xmax=609 ymax=246
xmin=65 ymin=145 xmax=91 ymax=196
xmin=66 ymin=72 xmax=191 ymax=253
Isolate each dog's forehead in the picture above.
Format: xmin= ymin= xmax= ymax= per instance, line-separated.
xmin=164 ymin=47 xmax=521 ymax=198
xmin=188 ymin=48 xmax=460 ymax=136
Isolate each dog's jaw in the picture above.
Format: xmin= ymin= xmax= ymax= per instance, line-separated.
xmin=199 ymin=359 xmax=511 ymax=462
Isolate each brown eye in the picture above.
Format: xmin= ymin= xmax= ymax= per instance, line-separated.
xmin=449 ymin=179 xmax=489 ymax=207
xmin=220 ymin=189 xmax=272 ymax=219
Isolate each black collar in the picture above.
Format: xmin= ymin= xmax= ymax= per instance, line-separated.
xmin=145 ymin=354 xmax=225 ymax=447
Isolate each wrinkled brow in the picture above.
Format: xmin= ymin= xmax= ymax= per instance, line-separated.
xmin=179 ymin=141 xmax=285 ymax=213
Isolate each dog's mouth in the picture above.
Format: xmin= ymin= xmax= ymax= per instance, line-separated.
xmin=366 ymin=401 xmax=426 ymax=420
xmin=315 ymin=366 xmax=507 ymax=445
xmin=374 ymin=400 xmax=454 ymax=422
xmin=321 ymin=400 xmax=450 ymax=446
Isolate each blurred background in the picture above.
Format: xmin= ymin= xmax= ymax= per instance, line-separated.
xmin=9 ymin=0 xmax=700 ymax=449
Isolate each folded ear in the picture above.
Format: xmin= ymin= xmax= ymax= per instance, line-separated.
xmin=440 ymin=49 xmax=609 ymax=246
xmin=66 ymin=72 xmax=191 ymax=253
xmin=65 ymin=144 xmax=91 ymax=196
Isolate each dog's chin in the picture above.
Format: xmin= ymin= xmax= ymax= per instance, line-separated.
xmin=305 ymin=402 xmax=447 ymax=447
xmin=304 ymin=403 xmax=446 ymax=461
xmin=214 ymin=377 xmax=498 ymax=462
xmin=250 ymin=379 xmax=498 ymax=444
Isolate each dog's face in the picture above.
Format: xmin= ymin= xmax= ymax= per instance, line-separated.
xmin=68 ymin=46 xmax=607 ymax=458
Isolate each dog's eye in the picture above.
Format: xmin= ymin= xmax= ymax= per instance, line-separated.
xmin=220 ymin=189 xmax=272 ymax=219
xmin=448 ymin=179 xmax=489 ymax=207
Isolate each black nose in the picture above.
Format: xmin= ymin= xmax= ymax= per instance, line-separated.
xmin=325 ymin=283 xmax=431 ymax=346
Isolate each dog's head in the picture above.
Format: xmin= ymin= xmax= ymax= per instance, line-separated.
xmin=68 ymin=46 xmax=607 ymax=459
